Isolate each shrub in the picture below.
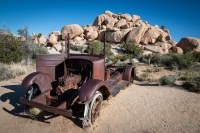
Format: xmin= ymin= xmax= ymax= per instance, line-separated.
xmin=34 ymin=47 xmax=48 ymax=55
xmin=0 ymin=34 xmax=25 ymax=63
xmin=85 ymin=40 xmax=113 ymax=56
xmin=86 ymin=40 xmax=103 ymax=55
xmin=122 ymin=41 xmax=143 ymax=57
xmin=182 ymin=76 xmax=200 ymax=93
xmin=150 ymin=52 xmax=199 ymax=70
xmin=159 ymin=75 xmax=177 ymax=85
xmin=0 ymin=62 xmax=30 ymax=81
xmin=156 ymin=35 xmax=163 ymax=42
xmin=70 ymin=45 xmax=84 ymax=52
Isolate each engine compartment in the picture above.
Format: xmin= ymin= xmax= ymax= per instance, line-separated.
xmin=55 ymin=59 xmax=93 ymax=96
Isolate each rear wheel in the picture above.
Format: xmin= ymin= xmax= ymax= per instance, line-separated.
xmin=82 ymin=91 xmax=103 ymax=129
xmin=25 ymin=85 xmax=43 ymax=118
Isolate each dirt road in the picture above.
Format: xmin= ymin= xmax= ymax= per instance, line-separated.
xmin=0 ymin=78 xmax=200 ymax=133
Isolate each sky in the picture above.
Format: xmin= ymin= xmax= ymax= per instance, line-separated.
xmin=0 ymin=0 xmax=200 ymax=42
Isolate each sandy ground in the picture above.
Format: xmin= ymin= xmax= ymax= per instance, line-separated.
xmin=0 ymin=78 xmax=200 ymax=133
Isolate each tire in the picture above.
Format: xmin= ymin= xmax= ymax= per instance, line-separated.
xmin=25 ymin=85 xmax=43 ymax=118
xmin=82 ymin=91 xmax=103 ymax=128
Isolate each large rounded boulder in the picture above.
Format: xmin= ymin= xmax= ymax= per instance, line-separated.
xmin=61 ymin=24 xmax=84 ymax=39
xmin=176 ymin=37 xmax=200 ymax=52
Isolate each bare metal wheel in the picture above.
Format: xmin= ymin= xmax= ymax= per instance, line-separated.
xmin=82 ymin=91 xmax=103 ymax=129
xmin=25 ymin=85 xmax=43 ymax=118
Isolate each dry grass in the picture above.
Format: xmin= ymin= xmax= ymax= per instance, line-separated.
xmin=0 ymin=62 xmax=34 ymax=81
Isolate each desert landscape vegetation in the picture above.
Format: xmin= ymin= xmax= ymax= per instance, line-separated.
xmin=0 ymin=10 xmax=200 ymax=133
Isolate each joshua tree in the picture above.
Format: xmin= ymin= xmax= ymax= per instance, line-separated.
xmin=33 ymin=33 xmax=42 ymax=47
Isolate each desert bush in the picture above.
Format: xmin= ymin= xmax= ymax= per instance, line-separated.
xmin=86 ymin=40 xmax=103 ymax=55
xmin=70 ymin=45 xmax=84 ymax=52
xmin=155 ymin=35 xmax=163 ymax=42
xmin=182 ymin=76 xmax=200 ymax=93
xmin=159 ymin=75 xmax=177 ymax=85
xmin=0 ymin=62 xmax=30 ymax=81
xmin=85 ymin=40 xmax=113 ymax=56
xmin=0 ymin=34 xmax=25 ymax=63
xmin=122 ymin=41 xmax=143 ymax=57
xmin=150 ymin=52 xmax=199 ymax=70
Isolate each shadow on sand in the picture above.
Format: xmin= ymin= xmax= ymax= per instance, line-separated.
xmin=0 ymin=84 xmax=83 ymax=127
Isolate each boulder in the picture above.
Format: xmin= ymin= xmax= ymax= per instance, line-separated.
xmin=53 ymin=43 xmax=62 ymax=52
xmin=114 ymin=19 xmax=127 ymax=28
xmin=38 ymin=36 xmax=47 ymax=45
xmin=49 ymin=31 xmax=60 ymax=36
xmin=105 ymin=17 xmax=118 ymax=24
xmin=144 ymin=45 xmax=164 ymax=54
xmin=176 ymin=37 xmax=200 ymax=52
xmin=106 ymin=22 xmax=115 ymax=29
xmin=159 ymin=30 xmax=172 ymax=42
xmin=106 ymin=28 xmax=131 ymax=43
xmin=155 ymin=42 xmax=170 ymax=52
xmin=131 ymin=15 xmax=140 ymax=22
xmin=141 ymin=26 xmax=160 ymax=44
xmin=93 ymin=14 xmax=109 ymax=26
xmin=143 ymin=50 xmax=153 ymax=56
xmin=61 ymin=24 xmax=84 ymax=39
xmin=168 ymin=40 xmax=177 ymax=47
xmin=105 ymin=10 xmax=114 ymax=17
xmin=48 ymin=34 xmax=57 ymax=45
xmin=106 ymin=31 xmax=124 ymax=43
xmin=120 ymin=14 xmax=132 ymax=22
xmin=126 ymin=23 xmax=148 ymax=43
xmin=74 ymin=36 xmax=83 ymax=43
xmin=86 ymin=30 xmax=98 ymax=40
xmin=48 ymin=48 xmax=60 ymax=54
xmin=98 ymin=30 xmax=106 ymax=41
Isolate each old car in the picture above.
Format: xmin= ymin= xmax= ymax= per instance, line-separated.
xmin=20 ymin=33 xmax=136 ymax=128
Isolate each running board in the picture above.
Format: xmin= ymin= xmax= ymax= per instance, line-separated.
xmin=109 ymin=80 xmax=129 ymax=97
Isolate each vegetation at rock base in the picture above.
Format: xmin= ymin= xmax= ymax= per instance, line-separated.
xmin=147 ymin=52 xmax=200 ymax=70
xmin=85 ymin=40 xmax=113 ymax=57
xmin=182 ymin=76 xmax=200 ymax=93
xmin=122 ymin=41 xmax=143 ymax=57
xmin=159 ymin=75 xmax=177 ymax=85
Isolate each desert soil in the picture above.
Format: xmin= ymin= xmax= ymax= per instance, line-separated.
xmin=0 ymin=77 xmax=200 ymax=133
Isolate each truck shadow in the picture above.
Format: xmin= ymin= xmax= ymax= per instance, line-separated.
xmin=0 ymin=84 xmax=82 ymax=127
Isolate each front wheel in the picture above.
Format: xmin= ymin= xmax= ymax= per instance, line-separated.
xmin=82 ymin=91 xmax=103 ymax=128
xmin=25 ymin=85 xmax=43 ymax=118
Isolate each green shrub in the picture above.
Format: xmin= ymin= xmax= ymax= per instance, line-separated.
xmin=150 ymin=52 xmax=199 ymax=70
xmin=122 ymin=41 xmax=143 ymax=57
xmin=156 ymin=35 xmax=163 ymax=42
xmin=34 ymin=47 xmax=48 ymax=55
xmin=182 ymin=76 xmax=200 ymax=92
xmin=86 ymin=40 xmax=103 ymax=55
xmin=159 ymin=75 xmax=177 ymax=85
xmin=70 ymin=45 xmax=84 ymax=52
xmin=0 ymin=34 xmax=25 ymax=63
xmin=85 ymin=40 xmax=113 ymax=56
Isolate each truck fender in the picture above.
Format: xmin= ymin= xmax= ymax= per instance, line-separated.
xmin=122 ymin=65 xmax=136 ymax=82
xmin=79 ymin=79 xmax=108 ymax=102
xmin=22 ymin=72 xmax=52 ymax=93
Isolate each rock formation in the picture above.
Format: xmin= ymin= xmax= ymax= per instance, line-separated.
xmin=43 ymin=10 xmax=183 ymax=55
xmin=176 ymin=37 xmax=200 ymax=52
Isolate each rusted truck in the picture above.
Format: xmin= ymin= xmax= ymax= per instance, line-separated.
xmin=20 ymin=34 xmax=136 ymax=128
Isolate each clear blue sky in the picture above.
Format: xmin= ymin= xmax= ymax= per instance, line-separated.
xmin=0 ymin=0 xmax=200 ymax=42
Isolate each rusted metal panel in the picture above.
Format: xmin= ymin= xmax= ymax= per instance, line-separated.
xmin=20 ymin=98 xmax=72 ymax=117
xmin=122 ymin=65 xmax=136 ymax=81
xmin=36 ymin=54 xmax=66 ymax=80
xmin=79 ymin=79 xmax=108 ymax=102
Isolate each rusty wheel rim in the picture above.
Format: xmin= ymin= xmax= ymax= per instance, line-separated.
xmin=91 ymin=95 xmax=102 ymax=124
